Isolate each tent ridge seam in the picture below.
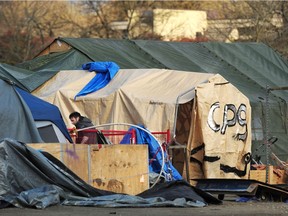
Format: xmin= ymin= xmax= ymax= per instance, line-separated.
xmin=129 ymin=40 xmax=169 ymax=69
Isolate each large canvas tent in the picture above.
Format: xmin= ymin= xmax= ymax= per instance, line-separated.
xmin=32 ymin=68 xmax=252 ymax=180
xmin=14 ymin=38 xmax=288 ymax=162
xmin=33 ymin=69 xmax=213 ymax=131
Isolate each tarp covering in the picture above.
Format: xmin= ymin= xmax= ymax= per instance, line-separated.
xmin=0 ymin=63 xmax=58 ymax=92
xmin=19 ymin=38 xmax=288 ymax=102
xmin=187 ymin=75 xmax=252 ymax=179
xmin=32 ymin=69 xmax=214 ymax=133
xmin=75 ymin=61 xmax=120 ymax=99
xmin=0 ymin=139 xmax=221 ymax=209
xmin=7 ymin=38 xmax=288 ymax=160
xmin=23 ymin=38 xmax=288 ymax=102
xmin=15 ymin=87 xmax=72 ymax=143
xmin=0 ymin=80 xmax=43 ymax=143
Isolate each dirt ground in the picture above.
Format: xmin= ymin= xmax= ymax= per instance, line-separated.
xmin=1 ymin=196 xmax=288 ymax=216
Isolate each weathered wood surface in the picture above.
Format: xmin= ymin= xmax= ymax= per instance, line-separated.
xmin=27 ymin=143 xmax=149 ymax=195
xmin=91 ymin=144 xmax=149 ymax=195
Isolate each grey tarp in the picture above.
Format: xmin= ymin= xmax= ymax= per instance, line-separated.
xmin=0 ymin=139 xmax=221 ymax=209
xmin=0 ymin=79 xmax=42 ymax=143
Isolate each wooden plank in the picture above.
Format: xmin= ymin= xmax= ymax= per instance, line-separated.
xmin=249 ymin=166 xmax=287 ymax=184
xmin=61 ymin=144 xmax=90 ymax=182
xmin=27 ymin=143 xmax=149 ymax=195
xmin=90 ymin=144 xmax=149 ymax=195
xmin=28 ymin=143 xmax=62 ymax=160
xmin=27 ymin=143 xmax=89 ymax=182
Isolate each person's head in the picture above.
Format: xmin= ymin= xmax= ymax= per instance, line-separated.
xmin=69 ymin=112 xmax=81 ymax=125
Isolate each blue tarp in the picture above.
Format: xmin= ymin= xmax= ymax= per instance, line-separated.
xmin=75 ymin=62 xmax=120 ymax=99
xmin=120 ymin=125 xmax=183 ymax=181
xmin=16 ymin=87 xmax=72 ymax=143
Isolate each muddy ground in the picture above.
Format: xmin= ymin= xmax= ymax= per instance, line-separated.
xmin=1 ymin=195 xmax=288 ymax=216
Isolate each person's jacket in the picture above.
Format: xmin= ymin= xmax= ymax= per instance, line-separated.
xmin=75 ymin=116 xmax=97 ymax=144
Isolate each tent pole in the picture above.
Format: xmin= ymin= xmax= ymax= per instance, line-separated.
xmin=265 ymin=85 xmax=271 ymax=184
xmin=88 ymin=145 xmax=92 ymax=184
xmin=173 ymin=87 xmax=196 ymax=138
xmin=173 ymin=87 xmax=197 ymax=183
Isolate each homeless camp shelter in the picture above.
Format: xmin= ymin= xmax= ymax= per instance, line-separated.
xmin=30 ymin=68 xmax=252 ymax=183
xmin=0 ymin=38 xmax=287 ymax=179
xmin=16 ymin=38 xmax=288 ymax=164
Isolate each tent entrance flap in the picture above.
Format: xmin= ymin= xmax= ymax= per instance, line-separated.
xmin=187 ymin=75 xmax=252 ymax=183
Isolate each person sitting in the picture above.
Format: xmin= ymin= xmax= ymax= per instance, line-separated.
xmin=69 ymin=112 xmax=96 ymax=144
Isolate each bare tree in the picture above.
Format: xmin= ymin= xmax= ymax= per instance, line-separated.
xmin=244 ymin=1 xmax=282 ymax=42
xmin=267 ymin=2 xmax=288 ymax=58
xmin=0 ymin=1 xmax=78 ymax=64
xmin=200 ymin=0 xmax=288 ymax=49
xmin=1 ymin=0 xmax=288 ymax=64
xmin=70 ymin=0 xmax=158 ymax=39
xmin=0 ymin=0 xmax=160 ymax=63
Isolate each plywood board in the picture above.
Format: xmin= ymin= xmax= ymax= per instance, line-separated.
xmin=27 ymin=143 xmax=149 ymax=195
xmin=28 ymin=143 xmax=89 ymax=182
xmin=62 ymin=144 xmax=90 ymax=182
xmin=28 ymin=143 xmax=63 ymax=160
xmin=37 ymin=40 xmax=71 ymax=57
xmin=90 ymin=144 xmax=149 ymax=195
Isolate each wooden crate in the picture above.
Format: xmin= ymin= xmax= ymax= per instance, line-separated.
xmin=249 ymin=165 xmax=287 ymax=185
xmin=27 ymin=143 xmax=149 ymax=195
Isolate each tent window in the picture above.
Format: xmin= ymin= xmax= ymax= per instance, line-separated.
xmin=38 ymin=125 xmax=59 ymax=143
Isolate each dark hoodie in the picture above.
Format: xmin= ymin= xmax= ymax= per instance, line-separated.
xmin=75 ymin=116 xmax=94 ymax=129
xmin=75 ymin=116 xmax=97 ymax=144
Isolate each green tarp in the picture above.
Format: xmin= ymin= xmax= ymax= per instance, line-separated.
xmin=5 ymin=37 xmax=288 ymax=161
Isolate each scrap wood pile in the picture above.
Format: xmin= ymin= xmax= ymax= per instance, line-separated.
xmin=250 ymin=152 xmax=288 ymax=184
